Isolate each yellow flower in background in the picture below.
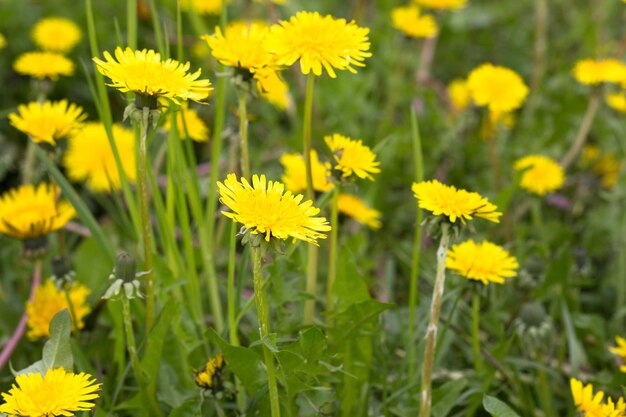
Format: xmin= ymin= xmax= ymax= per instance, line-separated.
xmin=448 ymin=78 xmax=471 ymax=112
xmin=570 ymin=378 xmax=608 ymax=417
xmin=26 ymin=279 xmax=90 ymax=340
xmin=391 ymin=5 xmax=437 ymax=39
xmin=14 ymin=51 xmax=74 ymax=80
xmin=195 ymin=354 xmax=225 ymax=390
xmin=0 ymin=183 xmax=75 ymax=240
xmin=32 ymin=17 xmax=81 ymax=53
xmin=606 ymin=92 xmax=626 ymax=113
xmin=265 ymin=11 xmax=372 ymax=78
xmin=325 ymin=133 xmax=381 ymax=180
xmin=573 ymin=59 xmax=626 ymax=85
xmin=338 ymin=194 xmax=382 ymax=230
xmin=9 ymin=100 xmax=86 ymax=145
xmin=163 ymin=105 xmax=210 ymax=142
xmin=202 ymin=21 xmax=273 ymax=73
xmin=64 ymin=122 xmax=137 ymax=192
xmin=180 ymin=0 xmax=229 ymax=14
xmin=414 ymin=0 xmax=467 ymax=10
xmin=0 ymin=33 xmax=6 ymax=49
xmin=255 ymin=68 xmax=291 ymax=110
xmin=480 ymin=109 xmax=515 ymax=140
xmin=0 ymin=368 xmax=100 ymax=417
xmin=412 ymin=180 xmax=501 ymax=223
xmin=93 ymin=47 xmax=213 ymax=104
xmin=446 ymin=240 xmax=518 ymax=285
xmin=609 ymin=336 xmax=626 ymax=372
xmin=280 ymin=150 xmax=334 ymax=193
xmin=514 ymin=155 xmax=565 ymax=196
xmin=582 ymin=146 xmax=622 ymax=189
xmin=217 ymin=174 xmax=331 ymax=245
xmin=467 ymin=63 xmax=529 ymax=113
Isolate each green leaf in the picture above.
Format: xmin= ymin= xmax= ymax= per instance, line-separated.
xmin=42 ymin=309 xmax=74 ymax=372
xmin=483 ymin=395 xmax=522 ymax=417
xmin=167 ymin=398 xmax=202 ymax=417
xmin=432 ymin=379 xmax=468 ymax=417
xmin=561 ymin=301 xmax=587 ymax=373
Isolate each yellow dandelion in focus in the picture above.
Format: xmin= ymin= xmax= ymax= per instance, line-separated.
xmin=93 ymin=47 xmax=213 ymax=104
xmin=14 ymin=51 xmax=74 ymax=80
xmin=325 ymin=133 xmax=381 ymax=181
xmin=26 ymin=279 xmax=90 ymax=340
xmin=195 ymin=354 xmax=225 ymax=391
xmin=514 ymin=155 xmax=565 ymax=196
xmin=609 ymin=336 xmax=626 ymax=372
xmin=0 ymin=368 xmax=100 ymax=417
xmin=180 ymin=0 xmax=229 ymax=15
xmin=280 ymin=150 xmax=334 ymax=193
xmin=338 ymin=194 xmax=382 ymax=230
xmin=391 ymin=5 xmax=437 ymax=39
xmin=412 ymin=180 xmax=501 ymax=224
xmin=448 ymin=78 xmax=471 ymax=112
xmin=0 ymin=183 xmax=75 ymax=240
xmin=9 ymin=100 xmax=86 ymax=145
xmin=265 ymin=11 xmax=372 ymax=78
xmin=606 ymin=92 xmax=626 ymax=113
xmin=467 ymin=63 xmax=529 ymax=113
xmin=202 ymin=21 xmax=273 ymax=73
xmin=32 ymin=17 xmax=81 ymax=53
xmin=64 ymin=122 xmax=137 ymax=192
xmin=570 ymin=378 xmax=606 ymax=417
xmin=163 ymin=105 xmax=210 ymax=142
xmin=0 ymin=33 xmax=6 ymax=50
xmin=414 ymin=0 xmax=467 ymax=10
xmin=217 ymin=174 xmax=331 ymax=245
xmin=255 ymin=69 xmax=291 ymax=110
xmin=573 ymin=58 xmax=626 ymax=85
xmin=446 ymin=240 xmax=518 ymax=285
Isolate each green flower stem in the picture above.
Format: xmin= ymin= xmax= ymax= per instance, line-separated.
xmin=238 ymin=90 xmax=250 ymax=180
xmin=419 ymin=223 xmax=451 ymax=417
xmin=407 ymin=106 xmax=424 ymax=389
xmin=252 ymin=247 xmax=281 ymax=417
xmin=325 ymin=183 xmax=340 ymax=318
xmin=471 ymin=292 xmax=482 ymax=374
xmin=22 ymin=141 xmax=37 ymax=185
xmin=64 ymin=288 xmax=79 ymax=338
xmin=127 ymin=0 xmax=136 ymax=49
xmin=560 ymin=90 xmax=601 ymax=170
xmin=137 ymin=107 xmax=155 ymax=332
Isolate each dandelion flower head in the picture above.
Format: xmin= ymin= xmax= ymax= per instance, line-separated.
xmin=448 ymin=78 xmax=471 ymax=112
xmin=413 ymin=0 xmax=468 ymax=10
xmin=163 ymin=105 xmax=210 ymax=142
xmin=338 ymin=194 xmax=382 ymax=230
xmin=180 ymin=0 xmax=230 ymax=15
xmin=9 ymin=100 xmax=86 ymax=145
xmin=32 ymin=17 xmax=81 ymax=53
xmin=265 ymin=11 xmax=372 ymax=78
xmin=412 ymin=179 xmax=501 ymax=224
xmin=255 ymin=68 xmax=291 ymax=110
xmin=467 ymin=63 xmax=529 ymax=113
xmin=0 ymin=183 xmax=75 ymax=240
xmin=609 ymin=336 xmax=626 ymax=373
xmin=606 ymin=92 xmax=626 ymax=113
xmin=0 ymin=368 xmax=100 ymax=417
xmin=391 ymin=5 xmax=437 ymax=39
xmin=569 ymin=378 xmax=626 ymax=417
xmin=14 ymin=51 xmax=74 ymax=80
xmin=217 ymin=174 xmax=331 ymax=245
xmin=195 ymin=354 xmax=225 ymax=390
xmin=0 ymin=33 xmax=6 ymax=50
xmin=325 ymin=133 xmax=381 ymax=181
xmin=26 ymin=279 xmax=90 ymax=340
xmin=446 ymin=240 xmax=518 ymax=285
xmin=514 ymin=155 xmax=565 ymax=196
xmin=93 ymin=47 xmax=213 ymax=104
xmin=280 ymin=150 xmax=334 ymax=193
xmin=64 ymin=122 xmax=137 ymax=192
xmin=573 ymin=58 xmax=626 ymax=85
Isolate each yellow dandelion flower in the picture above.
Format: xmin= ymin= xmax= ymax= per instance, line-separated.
xmin=14 ymin=51 xmax=74 ymax=80
xmin=446 ymin=240 xmax=518 ymax=285
xmin=280 ymin=150 xmax=334 ymax=193
xmin=412 ymin=179 xmax=501 ymax=224
xmin=32 ymin=17 xmax=81 ymax=53
xmin=467 ymin=63 xmax=529 ymax=113
xmin=163 ymin=105 xmax=210 ymax=142
xmin=0 ymin=368 xmax=100 ymax=417
xmin=265 ymin=11 xmax=372 ymax=78
xmin=573 ymin=59 xmax=626 ymax=85
xmin=64 ymin=122 xmax=136 ymax=192
xmin=26 ymin=279 xmax=90 ymax=340
xmin=606 ymin=91 xmax=626 ymax=113
xmin=448 ymin=78 xmax=471 ymax=112
xmin=0 ymin=33 xmax=6 ymax=50
xmin=255 ymin=68 xmax=291 ymax=110
xmin=202 ymin=21 xmax=273 ymax=73
xmin=0 ymin=183 xmax=75 ymax=240
xmin=93 ymin=47 xmax=213 ymax=104
xmin=325 ymin=133 xmax=381 ymax=181
xmin=609 ymin=336 xmax=626 ymax=372
xmin=391 ymin=5 xmax=437 ymax=38
xmin=180 ymin=0 xmax=230 ymax=15
xmin=570 ymin=378 xmax=606 ymax=417
xmin=338 ymin=193 xmax=382 ymax=230
xmin=414 ymin=0 xmax=467 ymax=10
xmin=195 ymin=354 xmax=225 ymax=390
xmin=514 ymin=155 xmax=565 ymax=196
xmin=594 ymin=154 xmax=621 ymax=188
xmin=217 ymin=174 xmax=331 ymax=245
xmin=9 ymin=100 xmax=86 ymax=145
xmin=602 ymin=396 xmax=626 ymax=417
xmin=582 ymin=145 xmax=601 ymax=163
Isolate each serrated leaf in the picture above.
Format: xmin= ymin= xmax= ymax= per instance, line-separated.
xmin=483 ymin=395 xmax=521 ymax=417
xmin=42 ymin=310 xmax=73 ymax=372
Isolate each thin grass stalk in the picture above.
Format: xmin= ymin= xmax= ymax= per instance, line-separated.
xmin=147 ymin=0 xmax=166 ymax=54
xmin=560 ymin=90 xmax=601 ymax=169
xmin=325 ymin=184 xmax=340 ymax=320
xmin=535 ymin=352 xmax=555 ymax=417
xmin=419 ymin=223 xmax=451 ymax=417
xmin=238 ymin=91 xmax=251 ymax=179
xmin=471 ymin=292 xmax=482 ymax=374
xmin=252 ymin=247 xmax=281 ymax=417
xmin=127 ymin=0 xmax=137 ymax=49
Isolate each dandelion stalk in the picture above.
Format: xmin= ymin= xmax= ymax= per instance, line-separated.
xmin=419 ymin=222 xmax=451 ymax=417
xmin=560 ymin=90 xmax=601 ymax=170
xmin=303 ymin=74 xmax=317 ymax=326
xmin=238 ymin=89 xmax=250 ymax=179
xmin=326 ymin=183 xmax=340 ymax=318
xmin=471 ymin=292 xmax=482 ymax=374
xmin=252 ymin=247 xmax=281 ymax=417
